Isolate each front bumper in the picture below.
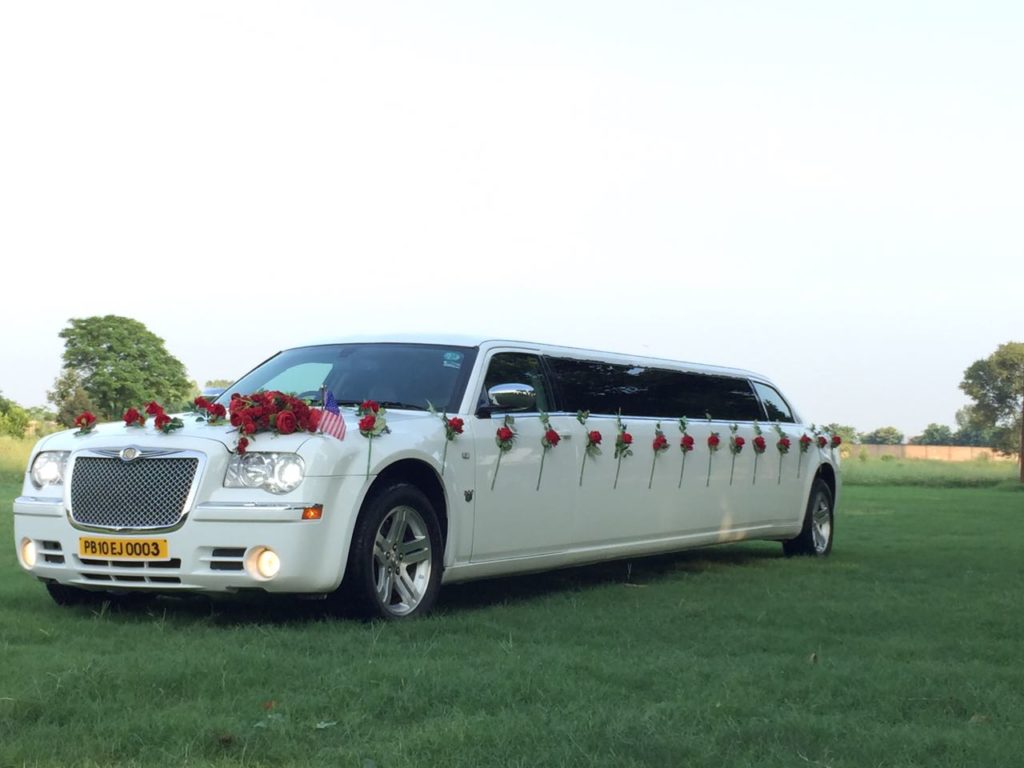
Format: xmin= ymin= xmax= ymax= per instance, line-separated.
xmin=13 ymin=495 xmax=352 ymax=594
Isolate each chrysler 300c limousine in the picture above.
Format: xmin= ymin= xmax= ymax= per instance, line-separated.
xmin=14 ymin=337 xmax=839 ymax=618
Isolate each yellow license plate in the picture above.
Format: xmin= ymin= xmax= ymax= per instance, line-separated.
xmin=79 ymin=537 xmax=169 ymax=560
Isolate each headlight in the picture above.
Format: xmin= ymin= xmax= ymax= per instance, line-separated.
xmin=225 ymin=452 xmax=305 ymax=494
xmin=29 ymin=451 xmax=70 ymax=490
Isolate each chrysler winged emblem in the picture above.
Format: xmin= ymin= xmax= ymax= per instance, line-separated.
xmin=119 ymin=447 xmax=141 ymax=462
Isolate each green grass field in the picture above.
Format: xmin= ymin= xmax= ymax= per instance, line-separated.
xmin=841 ymin=452 xmax=1019 ymax=488
xmin=2 ymin=440 xmax=1023 ymax=766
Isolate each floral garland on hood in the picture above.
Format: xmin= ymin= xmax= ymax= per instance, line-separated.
xmin=228 ymin=391 xmax=323 ymax=454
xmin=76 ymin=392 xmax=324 ymax=455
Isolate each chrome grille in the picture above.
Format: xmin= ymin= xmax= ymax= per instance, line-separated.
xmin=70 ymin=456 xmax=199 ymax=530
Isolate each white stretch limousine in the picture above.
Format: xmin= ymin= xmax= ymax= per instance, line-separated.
xmin=13 ymin=337 xmax=840 ymax=618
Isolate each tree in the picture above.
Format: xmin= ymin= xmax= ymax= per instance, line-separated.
xmin=205 ymin=378 xmax=233 ymax=388
xmin=54 ymin=316 xmax=192 ymax=421
xmin=860 ymin=426 xmax=904 ymax=445
xmin=960 ymin=342 xmax=1024 ymax=481
xmin=22 ymin=405 xmax=59 ymax=438
xmin=24 ymin=405 xmax=57 ymax=423
xmin=910 ymin=423 xmax=954 ymax=445
xmin=47 ymin=367 xmax=96 ymax=427
xmin=0 ymin=391 xmax=30 ymax=438
xmin=951 ymin=406 xmax=994 ymax=447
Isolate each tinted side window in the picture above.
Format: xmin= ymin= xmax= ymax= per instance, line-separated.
xmin=545 ymin=357 xmax=761 ymax=421
xmin=545 ymin=357 xmax=649 ymax=415
xmin=691 ymin=374 xmax=762 ymax=422
xmin=481 ymin=353 xmax=550 ymax=412
xmin=752 ymin=381 xmax=795 ymax=423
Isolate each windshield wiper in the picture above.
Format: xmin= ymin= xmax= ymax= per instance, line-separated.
xmin=376 ymin=401 xmax=428 ymax=411
xmin=323 ymin=399 xmax=428 ymax=411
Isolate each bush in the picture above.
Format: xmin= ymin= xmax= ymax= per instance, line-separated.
xmin=0 ymin=435 xmax=33 ymax=482
xmin=842 ymin=456 xmax=1017 ymax=488
xmin=0 ymin=403 xmax=29 ymax=438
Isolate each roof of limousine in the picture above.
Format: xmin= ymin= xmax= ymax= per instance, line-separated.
xmin=294 ymin=333 xmax=766 ymax=381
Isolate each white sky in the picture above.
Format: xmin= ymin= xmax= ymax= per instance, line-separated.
xmin=1 ymin=1 xmax=1021 ymax=438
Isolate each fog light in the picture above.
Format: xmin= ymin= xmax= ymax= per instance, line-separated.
xmin=252 ymin=547 xmax=281 ymax=579
xmin=20 ymin=538 xmax=38 ymax=568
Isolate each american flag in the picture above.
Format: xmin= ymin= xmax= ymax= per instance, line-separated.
xmin=320 ymin=390 xmax=347 ymax=441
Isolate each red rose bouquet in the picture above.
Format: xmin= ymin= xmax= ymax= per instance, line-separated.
xmin=613 ymin=413 xmax=633 ymax=490
xmin=537 ymin=412 xmax=560 ymax=491
xmin=751 ymin=422 xmax=767 ymax=484
xmin=146 ymin=401 xmax=184 ymax=434
xmin=123 ymin=407 xmax=145 ymax=428
xmin=706 ymin=427 xmax=721 ymax=487
xmin=577 ymin=411 xmax=602 ymax=487
xmin=491 ymin=414 xmax=516 ymax=490
xmin=194 ymin=396 xmax=228 ymax=425
xmin=73 ymin=411 xmax=96 ymax=436
xmin=678 ymin=417 xmax=695 ymax=489
xmin=227 ymin=391 xmax=324 ymax=454
xmin=429 ymin=403 xmax=464 ymax=477
xmin=357 ymin=400 xmax=389 ymax=476
xmin=728 ymin=423 xmax=745 ymax=485
xmin=774 ymin=424 xmax=791 ymax=484
xmin=797 ymin=433 xmax=812 ymax=478
xmin=120 ymin=401 xmax=194 ymax=434
xmin=649 ymin=422 xmax=669 ymax=490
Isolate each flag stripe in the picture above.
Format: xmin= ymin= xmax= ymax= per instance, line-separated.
xmin=320 ymin=411 xmax=346 ymax=440
xmin=320 ymin=390 xmax=347 ymax=441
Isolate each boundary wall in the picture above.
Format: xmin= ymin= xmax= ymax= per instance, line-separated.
xmin=848 ymin=445 xmax=1013 ymax=462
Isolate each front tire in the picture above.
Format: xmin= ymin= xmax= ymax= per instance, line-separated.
xmin=783 ymin=477 xmax=834 ymax=557
xmin=339 ymin=483 xmax=443 ymax=619
xmin=46 ymin=583 xmax=108 ymax=606
xmin=46 ymin=583 xmax=157 ymax=609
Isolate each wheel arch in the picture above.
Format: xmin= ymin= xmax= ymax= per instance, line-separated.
xmin=814 ymin=462 xmax=837 ymax=503
xmin=364 ymin=459 xmax=449 ymax=549
xmin=334 ymin=458 xmax=448 ymax=617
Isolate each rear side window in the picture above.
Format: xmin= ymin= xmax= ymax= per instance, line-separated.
xmin=751 ymin=381 xmax=796 ymax=423
xmin=682 ymin=373 xmax=761 ymax=422
xmin=545 ymin=357 xmax=761 ymax=421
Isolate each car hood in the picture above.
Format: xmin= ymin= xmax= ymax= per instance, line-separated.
xmin=35 ymin=409 xmax=439 ymax=455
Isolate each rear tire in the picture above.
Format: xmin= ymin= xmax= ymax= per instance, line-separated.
xmin=336 ymin=482 xmax=443 ymax=619
xmin=783 ymin=478 xmax=834 ymax=557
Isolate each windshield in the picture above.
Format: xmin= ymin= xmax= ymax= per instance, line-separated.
xmin=217 ymin=343 xmax=478 ymax=413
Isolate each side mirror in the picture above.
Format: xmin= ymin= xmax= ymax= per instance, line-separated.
xmin=486 ymin=383 xmax=537 ymax=412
